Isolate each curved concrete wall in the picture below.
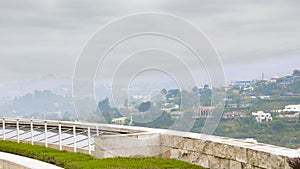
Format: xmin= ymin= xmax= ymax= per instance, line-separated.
xmin=0 ymin=152 xmax=62 ymax=169
xmin=94 ymin=126 xmax=300 ymax=169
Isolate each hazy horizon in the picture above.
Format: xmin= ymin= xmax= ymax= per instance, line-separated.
xmin=0 ymin=0 xmax=300 ymax=94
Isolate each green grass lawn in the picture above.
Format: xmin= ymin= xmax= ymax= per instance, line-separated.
xmin=0 ymin=140 xmax=205 ymax=169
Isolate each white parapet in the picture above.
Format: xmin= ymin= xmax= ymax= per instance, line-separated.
xmin=94 ymin=132 xmax=161 ymax=158
xmin=0 ymin=152 xmax=62 ymax=169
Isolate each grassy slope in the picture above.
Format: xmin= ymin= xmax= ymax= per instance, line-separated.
xmin=0 ymin=140 xmax=205 ymax=169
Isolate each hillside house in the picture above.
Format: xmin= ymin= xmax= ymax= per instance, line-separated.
xmin=194 ymin=106 xmax=215 ymax=118
xmin=283 ymin=104 xmax=300 ymax=112
xmin=252 ymin=111 xmax=273 ymax=122
xmin=223 ymin=111 xmax=246 ymax=119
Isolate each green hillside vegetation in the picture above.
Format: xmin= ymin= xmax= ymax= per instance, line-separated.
xmin=0 ymin=140 xmax=205 ymax=169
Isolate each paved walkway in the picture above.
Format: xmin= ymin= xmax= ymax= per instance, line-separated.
xmin=0 ymin=151 xmax=63 ymax=169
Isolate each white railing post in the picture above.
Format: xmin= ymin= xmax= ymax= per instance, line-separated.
xmin=2 ymin=118 xmax=5 ymax=140
xmin=59 ymin=123 xmax=62 ymax=150
xmin=30 ymin=120 xmax=34 ymax=145
xmin=73 ymin=125 xmax=76 ymax=152
xmin=88 ymin=127 xmax=91 ymax=154
xmin=96 ymin=125 xmax=99 ymax=136
xmin=16 ymin=118 xmax=19 ymax=143
xmin=44 ymin=121 xmax=48 ymax=147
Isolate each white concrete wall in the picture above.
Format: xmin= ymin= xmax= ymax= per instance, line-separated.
xmin=0 ymin=152 xmax=62 ymax=169
xmin=95 ymin=132 xmax=161 ymax=158
xmin=94 ymin=127 xmax=300 ymax=169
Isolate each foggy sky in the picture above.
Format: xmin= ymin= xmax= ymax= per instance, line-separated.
xmin=0 ymin=0 xmax=300 ymax=85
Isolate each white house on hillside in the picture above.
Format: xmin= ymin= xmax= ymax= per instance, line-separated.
xmin=112 ymin=117 xmax=128 ymax=125
xmin=283 ymin=104 xmax=300 ymax=112
xmin=252 ymin=111 xmax=273 ymax=122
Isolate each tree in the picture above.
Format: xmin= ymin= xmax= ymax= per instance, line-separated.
xmin=200 ymin=89 xmax=212 ymax=106
xmin=290 ymin=79 xmax=300 ymax=93
xmin=98 ymin=97 xmax=111 ymax=113
xmin=134 ymin=111 xmax=174 ymax=129
xmin=138 ymin=101 xmax=152 ymax=112
xmin=192 ymin=86 xmax=198 ymax=94
xmin=292 ymin=69 xmax=300 ymax=76
xmin=97 ymin=97 xmax=124 ymax=124
xmin=271 ymin=120 xmax=286 ymax=132
xmin=160 ymin=88 xmax=167 ymax=96
xmin=166 ymin=89 xmax=181 ymax=98
xmin=123 ymin=98 xmax=128 ymax=108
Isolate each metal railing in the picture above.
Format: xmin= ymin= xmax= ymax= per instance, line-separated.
xmin=0 ymin=118 xmax=122 ymax=155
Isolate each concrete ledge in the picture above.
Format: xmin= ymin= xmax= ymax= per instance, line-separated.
xmin=0 ymin=152 xmax=62 ymax=169
xmin=94 ymin=126 xmax=300 ymax=169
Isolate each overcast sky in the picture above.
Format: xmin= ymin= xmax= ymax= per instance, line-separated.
xmin=0 ymin=0 xmax=300 ymax=86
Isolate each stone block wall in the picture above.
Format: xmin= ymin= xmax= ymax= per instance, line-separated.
xmin=160 ymin=133 xmax=297 ymax=169
xmin=94 ymin=127 xmax=300 ymax=169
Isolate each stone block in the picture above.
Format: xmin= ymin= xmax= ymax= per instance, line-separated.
xmin=182 ymin=138 xmax=195 ymax=151
xmin=208 ymin=156 xmax=221 ymax=169
xmin=180 ymin=138 xmax=207 ymax=153
xmin=247 ymin=149 xmax=259 ymax=166
xmin=230 ymin=160 xmax=242 ymax=169
xmin=160 ymin=149 xmax=170 ymax=158
xmin=202 ymin=140 xmax=214 ymax=155
xmin=195 ymin=153 xmax=210 ymax=168
xmin=188 ymin=152 xmax=200 ymax=164
xmin=234 ymin=146 xmax=247 ymax=163
xmin=219 ymin=158 xmax=230 ymax=169
xmin=284 ymin=156 xmax=293 ymax=169
xmin=173 ymin=135 xmax=185 ymax=149
xmin=160 ymin=134 xmax=173 ymax=147
xmin=210 ymin=142 xmax=236 ymax=160
xmin=169 ymin=148 xmax=180 ymax=159
xmin=241 ymin=163 xmax=254 ymax=169
xmin=256 ymin=151 xmax=271 ymax=168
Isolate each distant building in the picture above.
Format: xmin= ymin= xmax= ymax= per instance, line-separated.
xmin=170 ymin=111 xmax=184 ymax=118
xmin=252 ymin=111 xmax=273 ymax=122
xmin=241 ymin=86 xmax=254 ymax=91
xmin=239 ymin=103 xmax=251 ymax=108
xmin=283 ymin=105 xmax=300 ymax=113
xmin=111 ymin=117 xmax=128 ymax=125
xmin=277 ymin=75 xmax=294 ymax=85
xmin=198 ymin=84 xmax=210 ymax=94
xmin=232 ymin=80 xmax=256 ymax=87
xmin=280 ymin=92 xmax=299 ymax=97
xmin=226 ymin=104 xmax=238 ymax=109
xmin=269 ymin=77 xmax=279 ymax=83
xmin=282 ymin=104 xmax=300 ymax=112
xmin=223 ymin=111 xmax=246 ymax=119
xmin=194 ymin=106 xmax=215 ymax=118
xmin=243 ymin=96 xmax=257 ymax=99
xmin=161 ymin=103 xmax=179 ymax=113
xmin=259 ymin=96 xmax=271 ymax=100
xmin=278 ymin=113 xmax=299 ymax=119
xmin=272 ymin=104 xmax=300 ymax=113
xmin=245 ymin=138 xmax=257 ymax=143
